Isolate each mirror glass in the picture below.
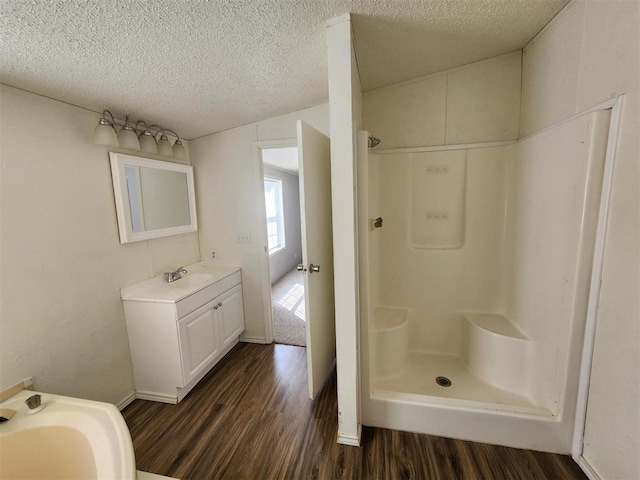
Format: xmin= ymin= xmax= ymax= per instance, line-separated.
xmin=110 ymin=153 xmax=197 ymax=243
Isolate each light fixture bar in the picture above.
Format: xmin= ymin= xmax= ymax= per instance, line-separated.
xmin=93 ymin=112 xmax=184 ymax=159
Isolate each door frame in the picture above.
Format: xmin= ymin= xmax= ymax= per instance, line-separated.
xmin=253 ymin=138 xmax=298 ymax=345
xmin=571 ymin=95 xmax=624 ymax=477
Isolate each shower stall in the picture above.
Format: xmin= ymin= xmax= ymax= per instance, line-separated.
xmin=358 ymin=109 xmax=612 ymax=452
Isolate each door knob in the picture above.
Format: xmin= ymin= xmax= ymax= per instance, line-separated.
xmin=309 ymin=264 xmax=320 ymax=273
xmin=297 ymin=264 xmax=307 ymax=272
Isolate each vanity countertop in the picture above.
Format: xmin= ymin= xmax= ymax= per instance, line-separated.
xmin=121 ymin=262 xmax=240 ymax=303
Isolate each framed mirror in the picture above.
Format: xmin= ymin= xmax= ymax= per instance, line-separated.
xmin=109 ymin=153 xmax=197 ymax=244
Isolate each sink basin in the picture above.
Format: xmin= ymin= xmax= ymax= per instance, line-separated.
xmin=0 ymin=390 xmax=136 ymax=480
xmin=170 ymin=273 xmax=215 ymax=288
xmin=121 ymin=263 xmax=241 ymax=303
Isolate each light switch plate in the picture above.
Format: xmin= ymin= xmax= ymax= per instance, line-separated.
xmin=236 ymin=232 xmax=252 ymax=243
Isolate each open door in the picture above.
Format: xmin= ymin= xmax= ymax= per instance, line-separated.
xmin=297 ymin=120 xmax=336 ymax=399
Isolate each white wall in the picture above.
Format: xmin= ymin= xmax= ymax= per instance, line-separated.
xmin=190 ymin=104 xmax=329 ymax=344
xmin=363 ymin=51 xmax=522 ymax=149
xmin=327 ymin=13 xmax=362 ymax=446
xmin=0 ymin=86 xmax=200 ymax=404
xmin=263 ymin=166 xmax=302 ymax=284
xmin=520 ymin=1 xmax=639 ymax=478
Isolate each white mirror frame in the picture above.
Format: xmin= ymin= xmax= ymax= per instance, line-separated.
xmin=109 ymin=152 xmax=198 ymax=244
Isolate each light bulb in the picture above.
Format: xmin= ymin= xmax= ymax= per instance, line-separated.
xmin=139 ymin=130 xmax=158 ymax=154
xmin=157 ymin=134 xmax=173 ymax=156
xmin=93 ymin=118 xmax=118 ymax=147
xmin=118 ymin=124 xmax=140 ymax=151
xmin=172 ymin=139 xmax=186 ymax=160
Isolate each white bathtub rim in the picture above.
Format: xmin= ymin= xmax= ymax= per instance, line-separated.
xmin=371 ymin=389 xmax=555 ymax=419
xmin=363 ymin=393 xmax=573 ymax=454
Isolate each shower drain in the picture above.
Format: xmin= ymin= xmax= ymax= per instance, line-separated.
xmin=436 ymin=376 xmax=452 ymax=387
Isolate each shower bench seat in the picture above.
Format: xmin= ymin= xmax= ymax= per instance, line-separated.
xmin=461 ymin=313 xmax=532 ymax=395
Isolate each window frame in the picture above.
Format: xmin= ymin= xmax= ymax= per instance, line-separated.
xmin=263 ymin=175 xmax=286 ymax=255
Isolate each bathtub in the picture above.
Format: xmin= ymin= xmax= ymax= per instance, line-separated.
xmin=0 ymin=389 xmax=137 ymax=480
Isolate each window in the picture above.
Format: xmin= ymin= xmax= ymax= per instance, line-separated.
xmin=264 ymin=177 xmax=285 ymax=254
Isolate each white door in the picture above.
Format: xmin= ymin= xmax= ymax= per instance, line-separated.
xmin=297 ymin=120 xmax=336 ymax=399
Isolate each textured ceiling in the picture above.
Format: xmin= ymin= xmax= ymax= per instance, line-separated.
xmin=0 ymin=0 xmax=567 ymax=139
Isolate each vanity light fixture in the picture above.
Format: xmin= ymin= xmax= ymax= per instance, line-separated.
xmin=136 ymin=121 xmax=158 ymax=154
xmin=117 ymin=118 xmax=141 ymax=151
xmin=138 ymin=130 xmax=158 ymax=154
xmin=93 ymin=111 xmax=185 ymax=159
xmin=93 ymin=110 xmax=119 ymax=147
xmin=173 ymin=139 xmax=186 ymax=160
xmin=166 ymin=130 xmax=186 ymax=160
xmin=156 ymin=131 xmax=174 ymax=157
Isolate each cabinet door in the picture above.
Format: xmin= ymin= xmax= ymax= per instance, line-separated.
xmin=177 ymin=303 xmax=220 ymax=385
xmin=218 ymin=284 xmax=245 ymax=348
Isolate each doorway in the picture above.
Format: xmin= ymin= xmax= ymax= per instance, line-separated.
xmin=261 ymin=145 xmax=306 ymax=347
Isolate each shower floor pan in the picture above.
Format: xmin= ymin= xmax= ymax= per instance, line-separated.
xmin=373 ymin=351 xmax=552 ymax=417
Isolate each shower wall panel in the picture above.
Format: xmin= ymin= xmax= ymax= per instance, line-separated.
xmin=409 ymin=151 xmax=466 ymax=249
xmin=363 ymin=52 xmax=521 ymax=149
xmin=372 ymin=147 xmax=507 ymax=355
xmin=502 ymin=110 xmax=610 ymax=411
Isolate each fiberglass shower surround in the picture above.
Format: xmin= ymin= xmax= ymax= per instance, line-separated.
xmin=360 ymin=110 xmax=611 ymax=452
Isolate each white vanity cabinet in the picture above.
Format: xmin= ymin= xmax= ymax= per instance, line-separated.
xmin=177 ymin=283 xmax=244 ymax=384
xmin=121 ymin=264 xmax=244 ymax=404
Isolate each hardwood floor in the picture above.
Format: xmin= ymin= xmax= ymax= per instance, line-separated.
xmin=122 ymin=343 xmax=586 ymax=480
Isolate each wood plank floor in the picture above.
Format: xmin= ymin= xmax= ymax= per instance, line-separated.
xmin=122 ymin=343 xmax=586 ymax=480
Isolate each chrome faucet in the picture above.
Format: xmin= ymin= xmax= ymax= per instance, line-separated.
xmin=164 ymin=267 xmax=188 ymax=283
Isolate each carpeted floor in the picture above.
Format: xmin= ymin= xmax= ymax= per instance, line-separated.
xmin=271 ymin=268 xmax=306 ymax=347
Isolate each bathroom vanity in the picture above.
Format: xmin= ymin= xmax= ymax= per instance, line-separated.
xmin=121 ymin=263 xmax=245 ymax=403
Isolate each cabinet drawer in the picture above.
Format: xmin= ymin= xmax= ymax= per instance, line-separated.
xmin=176 ymin=271 xmax=241 ymax=318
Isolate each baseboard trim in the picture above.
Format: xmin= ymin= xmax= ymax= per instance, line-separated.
xmin=239 ymin=335 xmax=268 ymax=344
xmin=137 ymin=470 xmax=179 ymax=480
xmin=116 ymin=391 xmax=137 ymax=411
xmin=135 ymin=391 xmax=178 ymax=404
xmin=337 ymin=424 xmax=362 ymax=447
xmin=0 ymin=377 xmax=34 ymax=403
xmin=576 ymin=456 xmax=600 ymax=480
xmin=124 ymin=337 xmax=245 ymax=406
